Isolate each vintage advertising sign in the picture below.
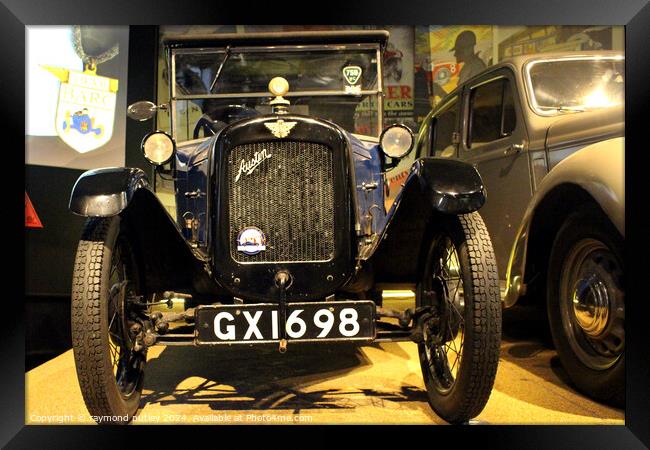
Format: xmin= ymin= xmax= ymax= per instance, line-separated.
xmin=43 ymin=66 xmax=118 ymax=153
xmin=382 ymin=26 xmax=415 ymax=128
xmin=382 ymin=27 xmax=415 ymax=210
xmin=427 ymin=26 xmax=493 ymax=107
xmin=497 ymin=26 xmax=614 ymax=60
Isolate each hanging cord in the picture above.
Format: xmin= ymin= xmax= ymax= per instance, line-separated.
xmin=71 ymin=25 xmax=119 ymax=71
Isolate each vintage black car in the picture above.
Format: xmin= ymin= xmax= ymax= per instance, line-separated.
xmin=413 ymin=52 xmax=624 ymax=405
xmin=69 ymin=31 xmax=501 ymax=424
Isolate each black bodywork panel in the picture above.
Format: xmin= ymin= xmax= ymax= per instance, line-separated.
xmin=120 ymin=189 xmax=221 ymax=298
xmin=69 ymin=167 xmax=221 ymax=298
xmin=69 ymin=167 xmax=149 ymax=217
xmin=367 ymin=157 xmax=485 ymax=284
xmin=411 ymin=157 xmax=485 ymax=214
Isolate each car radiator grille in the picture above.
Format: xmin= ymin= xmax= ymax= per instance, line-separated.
xmin=227 ymin=140 xmax=335 ymax=263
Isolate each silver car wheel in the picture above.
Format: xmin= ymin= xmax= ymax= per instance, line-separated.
xmin=559 ymin=238 xmax=625 ymax=371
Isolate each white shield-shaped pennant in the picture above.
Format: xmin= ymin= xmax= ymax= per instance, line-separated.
xmin=43 ymin=66 xmax=118 ymax=153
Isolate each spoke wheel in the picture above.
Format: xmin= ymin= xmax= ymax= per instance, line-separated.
xmin=71 ymin=216 xmax=146 ymax=424
xmin=417 ymin=212 xmax=501 ymax=424
xmin=423 ymin=235 xmax=466 ymax=394
xmin=107 ymin=234 xmax=144 ymax=397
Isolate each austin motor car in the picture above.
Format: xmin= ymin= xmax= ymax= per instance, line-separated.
xmin=69 ymin=31 xmax=502 ymax=424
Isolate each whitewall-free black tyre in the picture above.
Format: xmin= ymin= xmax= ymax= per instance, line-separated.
xmin=547 ymin=209 xmax=624 ymax=406
xmin=71 ymin=216 xmax=146 ymax=424
xmin=417 ymin=212 xmax=501 ymax=424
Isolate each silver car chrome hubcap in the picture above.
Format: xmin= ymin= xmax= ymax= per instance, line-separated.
xmin=560 ymin=238 xmax=624 ymax=370
xmin=572 ymin=273 xmax=610 ymax=337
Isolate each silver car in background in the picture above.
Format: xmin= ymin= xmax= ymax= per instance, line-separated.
xmin=414 ymin=52 xmax=625 ymax=405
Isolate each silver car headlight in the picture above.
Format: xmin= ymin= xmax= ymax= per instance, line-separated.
xmin=141 ymin=131 xmax=175 ymax=166
xmin=380 ymin=124 xmax=414 ymax=159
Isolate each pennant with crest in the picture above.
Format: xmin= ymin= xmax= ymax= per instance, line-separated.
xmin=42 ymin=65 xmax=118 ymax=153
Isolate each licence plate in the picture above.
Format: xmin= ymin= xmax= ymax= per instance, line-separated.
xmin=195 ymin=301 xmax=376 ymax=345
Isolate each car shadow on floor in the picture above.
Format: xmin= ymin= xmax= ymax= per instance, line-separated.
xmin=496 ymin=305 xmax=623 ymax=420
xmin=501 ymin=305 xmax=568 ymax=382
xmin=140 ymin=343 xmax=428 ymax=413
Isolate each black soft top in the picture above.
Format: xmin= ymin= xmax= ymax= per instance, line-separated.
xmin=163 ymin=30 xmax=390 ymax=50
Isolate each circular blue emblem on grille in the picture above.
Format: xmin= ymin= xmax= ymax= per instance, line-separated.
xmin=236 ymin=227 xmax=267 ymax=255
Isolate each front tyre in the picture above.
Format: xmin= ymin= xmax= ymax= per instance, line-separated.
xmin=71 ymin=216 xmax=146 ymax=424
xmin=417 ymin=212 xmax=501 ymax=423
xmin=547 ymin=209 xmax=624 ymax=406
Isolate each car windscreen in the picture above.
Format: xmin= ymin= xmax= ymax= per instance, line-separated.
xmin=172 ymin=95 xmax=380 ymax=142
xmin=173 ymin=48 xmax=379 ymax=96
xmin=168 ymin=46 xmax=382 ymax=140
xmin=526 ymin=57 xmax=624 ymax=114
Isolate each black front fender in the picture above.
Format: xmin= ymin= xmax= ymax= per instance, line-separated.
xmin=69 ymin=167 xmax=149 ymax=217
xmin=70 ymin=168 xmax=222 ymax=296
xmin=362 ymin=158 xmax=485 ymax=284
xmin=411 ymin=157 xmax=485 ymax=214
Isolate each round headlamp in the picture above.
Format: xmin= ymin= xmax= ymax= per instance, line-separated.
xmin=380 ymin=124 xmax=414 ymax=159
xmin=141 ymin=131 xmax=175 ymax=166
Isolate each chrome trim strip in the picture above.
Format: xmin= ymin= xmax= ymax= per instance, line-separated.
xmin=435 ymin=94 xmax=459 ymax=115
xmin=171 ymin=43 xmax=379 ymax=54
xmin=371 ymin=47 xmax=382 ymax=137
xmin=469 ymin=74 xmax=507 ymax=91
xmin=174 ymin=90 xmax=380 ymax=100
xmin=171 ymin=48 xmax=228 ymax=55
xmin=352 ymin=133 xmax=379 ymax=143
xmin=230 ymin=43 xmax=379 ymax=52
xmin=170 ymin=47 xmax=177 ymax=140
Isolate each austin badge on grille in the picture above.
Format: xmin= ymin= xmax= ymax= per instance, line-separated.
xmin=236 ymin=227 xmax=267 ymax=255
xmin=234 ymin=148 xmax=272 ymax=182
xmin=264 ymin=119 xmax=297 ymax=138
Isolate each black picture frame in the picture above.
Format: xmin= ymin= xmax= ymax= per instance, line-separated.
xmin=6 ymin=0 xmax=649 ymax=447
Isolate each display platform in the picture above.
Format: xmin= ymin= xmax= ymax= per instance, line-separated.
xmin=26 ymin=334 xmax=623 ymax=425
